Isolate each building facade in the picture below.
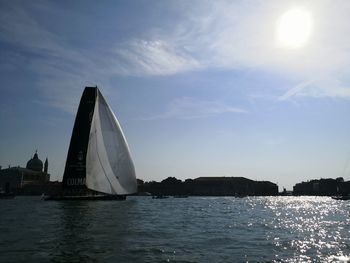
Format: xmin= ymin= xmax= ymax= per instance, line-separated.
xmin=139 ymin=176 xmax=279 ymax=196
xmin=293 ymin=177 xmax=350 ymax=196
xmin=0 ymin=151 xmax=50 ymax=194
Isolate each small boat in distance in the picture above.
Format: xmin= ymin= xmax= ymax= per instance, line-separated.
xmin=0 ymin=190 xmax=15 ymax=199
xmin=152 ymin=195 xmax=169 ymax=199
xmin=173 ymin=195 xmax=189 ymax=198
xmin=45 ymin=86 xmax=137 ymax=200
xmin=0 ymin=184 xmax=15 ymax=199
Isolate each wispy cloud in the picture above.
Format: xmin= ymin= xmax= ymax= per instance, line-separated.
xmin=112 ymin=40 xmax=201 ymax=76
xmin=0 ymin=3 xmax=100 ymax=113
xmin=142 ymin=97 xmax=247 ymax=120
xmin=2 ymin=0 xmax=350 ymax=113
xmin=0 ymin=2 xmax=202 ymax=112
xmin=278 ymin=80 xmax=315 ymax=101
xmin=279 ymin=78 xmax=350 ymax=101
xmin=125 ymin=0 xmax=350 ymax=100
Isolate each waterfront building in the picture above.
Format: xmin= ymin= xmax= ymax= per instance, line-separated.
xmin=0 ymin=151 xmax=50 ymax=194
xmin=293 ymin=177 xmax=350 ymax=196
xmin=139 ymin=176 xmax=279 ymax=196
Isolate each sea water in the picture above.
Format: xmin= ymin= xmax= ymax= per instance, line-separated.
xmin=0 ymin=196 xmax=349 ymax=262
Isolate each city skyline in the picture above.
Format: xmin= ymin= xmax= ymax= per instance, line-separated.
xmin=1 ymin=1 xmax=350 ymax=190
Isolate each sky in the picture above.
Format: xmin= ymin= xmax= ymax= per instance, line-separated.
xmin=1 ymin=0 xmax=350 ymax=190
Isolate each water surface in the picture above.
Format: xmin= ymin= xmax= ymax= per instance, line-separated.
xmin=0 ymin=196 xmax=349 ymax=262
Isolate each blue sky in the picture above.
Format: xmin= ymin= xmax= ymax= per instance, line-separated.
xmin=1 ymin=0 xmax=350 ymax=190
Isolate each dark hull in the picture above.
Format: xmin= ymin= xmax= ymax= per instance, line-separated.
xmin=332 ymin=196 xmax=350 ymax=201
xmin=0 ymin=193 xmax=15 ymax=199
xmin=44 ymin=194 xmax=126 ymax=201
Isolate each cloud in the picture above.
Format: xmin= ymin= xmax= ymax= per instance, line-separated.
xmin=2 ymin=0 xmax=350 ymax=113
xmin=125 ymin=0 xmax=350 ymax=100
xmin=279 ymin=78 xmax=350 ymax=101
xmin=142 ymin=97 xmax=247 ymax=120
xmin=278 ymin=80 xmax=315 ymax=101
xmin=0 ymin=3 xmax=99 ymax=113
xmin=112 ymin=40 xmax=201 ymax=76
xmin=0 ymin=2 xmax=201 ymax=112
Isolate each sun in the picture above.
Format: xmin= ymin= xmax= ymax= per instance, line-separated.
xmin=276 ymin=8 xmax=313 ymax=49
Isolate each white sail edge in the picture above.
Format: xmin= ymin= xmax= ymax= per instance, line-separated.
xmin=97 ymin=90 xmax=137 ymax=194
xmin=86 ymin=88 xmax=137 ymax=195
xmin=86 ymin=90 xmax=111 ymax=194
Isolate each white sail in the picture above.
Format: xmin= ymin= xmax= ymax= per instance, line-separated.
xmin=86 ymin=89 xmax=137 ymax=195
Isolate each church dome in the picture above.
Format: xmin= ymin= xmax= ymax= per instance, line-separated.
xmin=26 ymin=151 xmax=43 ymax=172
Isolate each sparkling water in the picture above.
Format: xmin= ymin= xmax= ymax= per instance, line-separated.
xmin=0 ymin=196 xmax=349 ymax=262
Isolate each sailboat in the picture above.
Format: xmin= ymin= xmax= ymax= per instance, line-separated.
xmin=45 ymin=86 xmax=137 ymax=200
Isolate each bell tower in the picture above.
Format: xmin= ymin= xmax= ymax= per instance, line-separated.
xmin=44 ymin=158 xmax=48 ymax=174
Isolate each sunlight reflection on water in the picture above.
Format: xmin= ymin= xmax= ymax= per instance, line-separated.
xmin=259 ymin=196 xmax=350 ymax=262
xmin=0 ymin=196 xmax=349 ymax=262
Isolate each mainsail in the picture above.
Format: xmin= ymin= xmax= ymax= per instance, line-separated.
xmin=62 ymin=86 xmax=137 ymax=196
xmin=62 ymin=87 xmax=96 ymax=191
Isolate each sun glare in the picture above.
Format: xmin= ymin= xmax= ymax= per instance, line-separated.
xmin=276 ymin=8 xmax=313 ymax=49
